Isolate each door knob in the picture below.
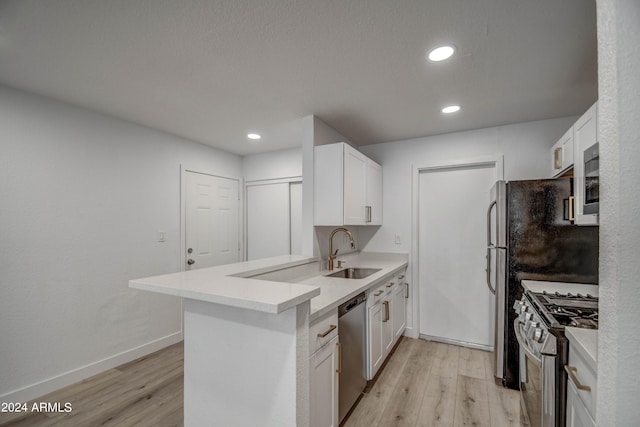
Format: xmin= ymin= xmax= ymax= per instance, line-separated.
xmin=187 ymin=259 xmax=195 ymax=265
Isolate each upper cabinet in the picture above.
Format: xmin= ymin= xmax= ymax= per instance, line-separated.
xmin=315 ymin=143 xmax=382 ymax=226
xmin=573 ymin=103 xmax=599 ymax=226
xmin=551 ymin=127 xmax=575 ymax=177
xmin=550 ymin=102 xmax=599 ymax=226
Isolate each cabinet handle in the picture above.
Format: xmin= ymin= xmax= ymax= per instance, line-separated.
xmin=366 ymin=206 xmax=372 ymax=223
xmin=383 ymin=300 xmax=390 ymax=322
xmin=374 ymin=290 xmax=384 ymax=297
xmin=554 ymin=147 xmax=563 ymax=170
xmin=564 ymin=365 xmax=591 ymax=392
xmin=317 ymin=324 xmax=336 ymax=338
xmin=398 ymin=275 xmax=405 ymax=280
xmin=568 ymin=196 xmax=575 ymax=221
xmin=405 ymin=283 xmax=409 ymax=299
xmin=336 ymin=341 xmax=342 ymax=374
xmin=386 ymin=282 xmax=394 ymax=288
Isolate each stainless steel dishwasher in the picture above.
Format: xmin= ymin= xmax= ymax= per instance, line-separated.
xmin=338 ymin=292 xmax=367 ymax=422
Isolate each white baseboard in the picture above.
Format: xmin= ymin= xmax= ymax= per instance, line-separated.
xmin=418 ymin=333 xmax=493 ymax=352
xmin=402 ymin=326 xmax=419 ymax=339
xmin=1 ymin=332 xmax=183 ymax=403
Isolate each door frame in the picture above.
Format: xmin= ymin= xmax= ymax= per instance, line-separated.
xmin=180 ymin=165 xmax=243 ymax=272
xmin=409 ymin=155 xmax=504 ymax=340
xmin=244 ymin=176 xmax=302 ymax=261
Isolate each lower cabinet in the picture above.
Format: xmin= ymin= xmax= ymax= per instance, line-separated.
xmin=310 ymin=335 xmax=339 ymax=427
xmin=565 ymin=329 xmax=597 ymax=427
xmin=566 ymin=380 xmax=596 ymax=427
xmin=392 ymin=274 xmax=407 ymax=340
xmin=366 ymin=269 xmax=408 ymax=380
xmin=367 ymin=300 xmax=384 ymax=378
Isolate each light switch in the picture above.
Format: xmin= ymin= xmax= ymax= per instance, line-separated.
xmin=158 ymin=231 xmax=166 ymax=242
xmin=395 ymin=234 xmax=401 ymax=244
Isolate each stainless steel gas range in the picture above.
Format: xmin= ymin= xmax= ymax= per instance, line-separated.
xmin=514 ymin=286 xmax=598 ymax=427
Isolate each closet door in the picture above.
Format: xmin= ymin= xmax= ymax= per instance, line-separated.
xmin=247 ymin=183 xmax=290 ymax=260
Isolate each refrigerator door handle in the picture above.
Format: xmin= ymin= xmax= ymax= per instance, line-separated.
xmin=485 ymin=200 xmax=497 ymax=295
xmin=485 ymin=248 xmax=496 ymax=294
xmin=487 ymin=200 xmax=497 ymax=247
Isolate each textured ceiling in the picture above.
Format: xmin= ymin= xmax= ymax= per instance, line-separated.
xmin=0 ymin=0 xmax=597 ymax=155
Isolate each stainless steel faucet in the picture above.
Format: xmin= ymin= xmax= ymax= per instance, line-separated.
xmin=328 ymin=227 xmax=356 ymax=270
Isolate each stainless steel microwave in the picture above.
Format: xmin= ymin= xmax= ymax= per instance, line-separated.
xmin=583 ymin=142 xmax=599 ymax=215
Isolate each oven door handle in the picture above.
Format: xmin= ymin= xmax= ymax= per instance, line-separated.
xmin=514 ymin=320 xmax=542 ymax=367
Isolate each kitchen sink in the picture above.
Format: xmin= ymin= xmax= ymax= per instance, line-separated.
xmin=325 ymin=268 xmax=381 ymax=279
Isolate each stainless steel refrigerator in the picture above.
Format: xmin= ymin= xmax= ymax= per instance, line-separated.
xmin=486 ymin=179 xmax=599 ymax=389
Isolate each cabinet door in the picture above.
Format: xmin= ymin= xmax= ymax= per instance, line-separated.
xmin=382 ymin=292 xmax=394 ymax=355
xmin=366 ymin=159 xmax=382 ymax=225
xmin=367 ymin=302 xmax=383 ymax=379
xmin=310 ymin=336 xmax=339 ymax=427
xmin=566 ymin=381 xmax=596 ymax=427
xmin=573 ymin=103 xmax=598 ymax=225
xmin=344 ymin=145 xmax=367 ymax=225
xmin=392 ymin=279 xmax=407 ymax=341
xmin=551 ymin=128 xmax=574 ymax=177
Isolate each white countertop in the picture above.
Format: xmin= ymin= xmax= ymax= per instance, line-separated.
xmin=565 ymin=327 xmax=598 ymax=371
xmin=129 ymin=252 xmax=408 ymax=319
xmin=130 ymin=255 xmax=321 ymax=314
xmin=521 ymin=280 xmax=599 ymax=296
xmin=304 ymin=252 xmax=408 ymax=321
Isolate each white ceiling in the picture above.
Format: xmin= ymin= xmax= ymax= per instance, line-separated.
xmin=0 ymin=0 xmax=597 ymax=156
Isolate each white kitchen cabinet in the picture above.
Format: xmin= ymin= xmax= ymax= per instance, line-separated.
xmin=565 ymin=328 xmax=597 ymax=427
xmin=392 ymin=272 xmax=407 ymax=341
xmin=315 ymin=142 xmax=382 ymax=226
xmin=366 ymin=271 xmax=408 ymax=380
xmin=573 ymin=102 xmax=599 ymax=225
xmin=365 ymin=159 xmax=382 ymax=224
xmin=309 ymin=312 xmax=340 ymax=427
xmin=566 ymin=380 xmax=596 ymax=427
xmin=310 ymin=335 xmax=339 ymax=427
xmin=367 ymin=299 xmax=384 ymax=379
xmin=551 ymin=127 xmax=574 ymax=177
xmin=382 ymin=284 xmax=394 ymax=355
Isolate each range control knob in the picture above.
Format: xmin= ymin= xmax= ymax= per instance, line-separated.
xmin=513 ymin=300 xmax=526 ymax=314
xmin=533 ymin=328 xmax=544 ymax=343
xmin=524 ymin=320 xmax=537 ymax=333
xmin=526 ymin=321 xmax=539 ymax=337
xmin=520 ymin=311 xmax=532 ymax=323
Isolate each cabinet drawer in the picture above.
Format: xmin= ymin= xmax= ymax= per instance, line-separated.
xmin=567 ymin=346 xmax=597 ymax=418
xmin=367 ymin=282 xmax=390 ymax=307
xmin=310 ymin=310 xmax=339 ymax=354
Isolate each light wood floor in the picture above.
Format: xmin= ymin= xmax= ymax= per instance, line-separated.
xmin=1 ymin=338 xmax=527 ymax=427
xmin=344 ymin=337 xmax=529 ymax=427
xmin=0 ymin=343 xmax=184 ymax=427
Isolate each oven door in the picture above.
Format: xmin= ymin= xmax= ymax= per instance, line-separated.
xmin=514 ymin=321 xmax=556 ymax=427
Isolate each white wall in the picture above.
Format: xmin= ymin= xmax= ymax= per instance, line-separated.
xmin=358 ymin=116 xmax=579 ymax=336
xmin=0 ymin=85 xmax=243 ymax=402
xmin=242 ymin=147 xmax=302 ymax=182
xmin=359 ymin=117 xmax=578 ymax=254
xmin=596 ymin=0 xmax=640 ymax=425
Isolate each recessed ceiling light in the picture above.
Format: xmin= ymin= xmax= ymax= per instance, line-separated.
xmin=247 ymin=133 xmax=261 ymax=140
xmin=441 ymin=105 xmax=461 ymax=114
xmin=428 ymin=45 xmax=455 ymax=62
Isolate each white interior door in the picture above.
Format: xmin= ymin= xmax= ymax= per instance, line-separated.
xmin=247 ymin=183 xmax=291 ymax=260
xmin=185 ymin=171 xmax=240 ymax=269
xmin=418 ymin=163 xmax=496 ymax=348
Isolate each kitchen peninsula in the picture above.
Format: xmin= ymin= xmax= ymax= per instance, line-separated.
xmin=129 ymin=252 xmax=408 ymax=426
